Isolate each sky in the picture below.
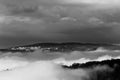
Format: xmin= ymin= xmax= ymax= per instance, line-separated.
xmin=1 ymin=0 xmax=120 ymax=48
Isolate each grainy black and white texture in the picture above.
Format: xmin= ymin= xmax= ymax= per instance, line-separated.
xmin=0 ymin=0 xmax=120 ymax=80
xmin=0 ymin=0 xmax=120 ymax=48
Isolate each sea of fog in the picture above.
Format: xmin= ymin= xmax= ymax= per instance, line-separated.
xmin=0 ymin=48 xmax=120 ymax=80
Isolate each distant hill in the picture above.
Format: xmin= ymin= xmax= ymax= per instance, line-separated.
xmin=0 ymin=42 xmax=120 ymax=53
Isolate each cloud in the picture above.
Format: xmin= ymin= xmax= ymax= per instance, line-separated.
xmin=0 ymin=15 xmax=41 ymax=24
xmin=0 ymin=50 xmax=120 ymax=80
xmin=0 ymin=61 xmax=61 ymax=80
xmin=0 ymin=56 xmax=88 ymax=80
xmin=0 ymin=57 xmax=29 ymax=71
xmin=1 ymin=0 xmax=120 ymax=48
xmin=54 ymin=55 xmax=120 ymax=66
xmin=53 ymin=49 xmax=120 ymax=66
xmin=88 ymin=17 xmax=104 ymax=25
xmin=64 ymin=0 xmax=120 ymax=5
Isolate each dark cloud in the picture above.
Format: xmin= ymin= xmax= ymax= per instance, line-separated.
xmin=0 ymin=0 xmax=120 ymax=48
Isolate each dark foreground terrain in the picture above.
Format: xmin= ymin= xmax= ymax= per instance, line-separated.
xmin=62 ymin=59 xmax=120 ymax=80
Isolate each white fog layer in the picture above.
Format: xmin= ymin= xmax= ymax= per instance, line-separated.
xmin=0 ymin=49 xmax=119 ymax=80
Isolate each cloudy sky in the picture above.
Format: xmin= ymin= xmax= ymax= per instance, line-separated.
xmin=0 ymin=0 xmax=120 ymax=48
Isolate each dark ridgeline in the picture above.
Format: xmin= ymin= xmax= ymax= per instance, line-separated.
xmin=62 ymin=59 xmax=120 ymax=69
xmin=62 ymin=59 xmax=120 ymax=80
xmin=0 ymin=42 xmax=120 ymax=53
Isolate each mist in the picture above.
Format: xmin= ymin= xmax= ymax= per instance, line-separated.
xmin=0 ymin=56 xmax=88 ymax=80
xmin=0 ymin=49 xmax=119 ymax=80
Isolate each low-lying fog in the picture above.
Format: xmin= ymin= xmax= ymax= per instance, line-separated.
xmin=0 ymin=49 xmax=120 ymax=80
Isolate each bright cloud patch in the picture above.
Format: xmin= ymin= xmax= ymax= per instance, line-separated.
xmin=54 ymin=55 xmax=120 ymax=66
xmin=64 ymin=0 xmax=120 ymax=5
xmin=0 ymin=57 xmax=87 ymax=80
xmin=0 ymin=58 xmax=29 ymax=71
xmin=0 ymin=50 xmax=119 ymax=80
xmin=0 ymin=15 xmax=41 ymax=24
xmin=0 ymin=61 xmax=61 ymax=80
